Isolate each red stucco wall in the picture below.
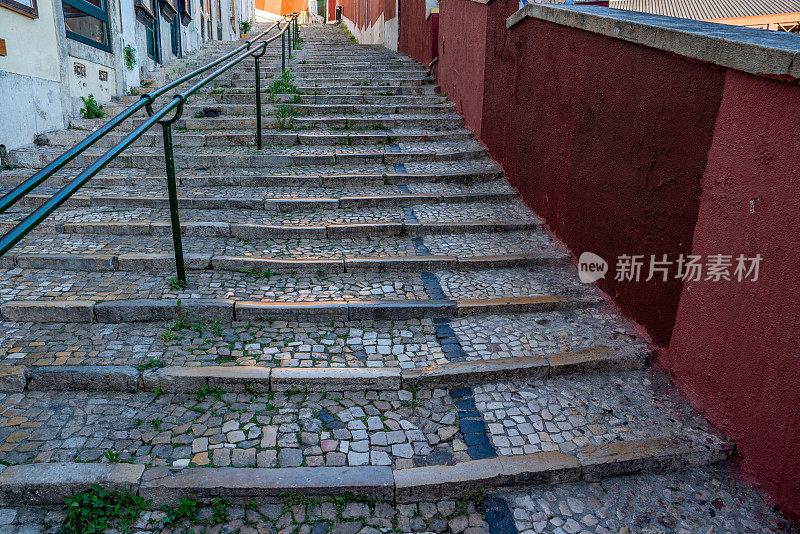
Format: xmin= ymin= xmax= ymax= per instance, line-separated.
xmin=483 ymin=9 xmax=725 ymax=348
xmin=426 ymin=0 xmax=800 ymax=523
xmin=664 ymin=69 xmax=800 ymax=523
xmin=437 ymin=0 xmax=488 ymax=136
xmin=398 ymin=0 xmax=435 ymax=66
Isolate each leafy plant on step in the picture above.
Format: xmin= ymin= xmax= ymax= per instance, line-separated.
xmin=80 ymin=95 xmax=105 ymax=119
xmin=238 ymin=266 xmax=272 ymax=280
xmin=210 ymin=320 xmax=224 ymax=337
xmin=169 ymin=277 xmax=189 ymax=290
xmin=450 ymin=489 xmax=488 ymax=518
xmin=124 ymin=45 xmax=137 ymax=70
xmin=193 ymin=110 xmax=205 ymax=118
xmin=150 ymin=418 xmax=162 ymax=430
xmin=161 ymin=498 xmax=199 ymax=526
xmin=63 ymin=485 xmax=149 ymax=534
xmin=196 ymin=385 xmax=226 ymax=401
xmin=267 ymin=71 xmax=298 ymax=102
xmin=102 ymin=449 xmax=121 ymax=462
xmin=239 ymin=20 xmax=252 ymax=34
xmin=210 ymin=497 xmax=230 ymax=525
xmin=137 ymin=358 xmax=167 ymax=372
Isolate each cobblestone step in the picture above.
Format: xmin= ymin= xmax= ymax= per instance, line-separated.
xmin=0 ymin=161 xmax=503 ymax=188
xmin=0 ymin=21 xmax=784 ymax=529
xmin=0 ymin=228 xmax=558 ymax=266
xmin=38 ymin=128 xmax=471 ymax=150
xmin=14 ymin=187 xmax=516 ymax=210
xmin=0 ymin=369 xmax=729 ymax=506
xmin=0 ymin=305 xmax=637 ymax=371
xmin=9 ymin=141 xmax=487 ymax=169
xmin=0 ymin=464 xmax=788 ymax=533
xmin=0 ymin=202 xmax=539 ymax=238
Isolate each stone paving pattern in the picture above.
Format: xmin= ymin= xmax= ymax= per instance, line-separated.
xmin=0 ymin=21 xmax=794 ymax=534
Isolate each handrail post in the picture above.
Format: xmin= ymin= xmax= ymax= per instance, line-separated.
xmin=281 ymin=30 xmax=286 ymax=73
xmin=160 ymin=122 xmax=187 ymax=284
xmin=255 ymin=54 xmax=263 ymax=149
xmin=288 ymin=23 xmax=292 ymax=59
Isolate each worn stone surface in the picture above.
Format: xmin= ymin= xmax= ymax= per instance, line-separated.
xmin=0 ymin=21 xmax=792 ymax=532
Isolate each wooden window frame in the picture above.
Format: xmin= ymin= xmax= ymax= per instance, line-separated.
xmin=0 ymin=0 xmax=39 ymax=19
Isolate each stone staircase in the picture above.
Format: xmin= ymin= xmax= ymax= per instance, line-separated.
xmin=0 ymin=23 xmax=793 ymax=534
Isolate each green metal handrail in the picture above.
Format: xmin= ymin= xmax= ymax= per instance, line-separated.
xmin=0 ymin=13 xmax=301 ymax=284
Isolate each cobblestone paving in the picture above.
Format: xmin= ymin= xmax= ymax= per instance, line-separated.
xmin=2 ymin=231 xmax=558 ymax=260
xmin=473 ymin=370 xmax=722 ymax=456
xmin=507 ymin=466 xmax=796 ymax=533
xmin=0 ymin=269 xmax=428 ymax=302
xmin=0 ymin=389 xmax=463 ymax=469
xmin=1 ymin=307 xmax=644 ymax=368
xmin=0 ymin=21 xmax=794 ymax=534
xmin=0 ymin=499 xmax=488 ymax=533
xmin=1 ymin=203 xmax=533 ymax=226
xmin=451 ymin=308 xmax=640 ymax=362
xmin=437 ymin=267 xmax=590 ymax=300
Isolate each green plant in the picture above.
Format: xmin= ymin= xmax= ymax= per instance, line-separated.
xmin=150 ymin=418 xmax=161 ymax=430
xmin=238 ymin=267 xmax=272 ymax=280
xmin=103 ymin=450 xmax=120 ymax=462
xmin=80 ymin=95 xmax=104 ymax=119
xmin=267 ymin=71 xmax=298 ymax=102
xmin=124 ymin=45 xmax=136 ymax=70
xmin=169 ymin=277 xmax=188 ymax=290
xmin=210 ymin=497 xmax=230 ymax=525
xmin=63 ymin=486 xmax=148 ymax=534
xmin=240 ymin=20 xmax=252 ymax=34
xmin=137 ymin=358 xmax=167 ymax=372
xmin=196 ymin=385 xmax=226 ymax=401
xmin=161 ymin=498 xmax=199 ymax=526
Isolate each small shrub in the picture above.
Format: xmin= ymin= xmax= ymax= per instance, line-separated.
xmin=124 ymin=45 xmax=136 ymax=70
xmin=63 ymin=485 xmax=148 ymax=534
xmin=161 ymin=498 xmax=199 ymax=526
xmin=80 ymin=95 xmax=104 ymax=119
xmin=240 ymin=20 xmax=252 ymax=34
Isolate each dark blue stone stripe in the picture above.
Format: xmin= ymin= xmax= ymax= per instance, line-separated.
xmin=450 ymin=386 xmax=498 ymax=460
xmin=483 ymin=496 xmax=518 ymax=534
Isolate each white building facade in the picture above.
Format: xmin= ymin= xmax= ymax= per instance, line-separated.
xmin=0 ymin=0 xmax=254 ymax=151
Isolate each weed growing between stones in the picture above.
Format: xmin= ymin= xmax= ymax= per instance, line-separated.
xmin=80 ymin=95 xmax=105 ymax=119
xmin=267 ymin=72 xmax=298 ymax=102
xmin=211 ymin=497 xmax=230 ymax=524
xmin=161 ymin=498 xmax=199 ymax=526
xmin=238 ymin=266 xmax=272 ymax=280
xmin=63 ymin=485 xmax=148 ymax=534
xmin=136 ymin=358 xmax=167 ymax=372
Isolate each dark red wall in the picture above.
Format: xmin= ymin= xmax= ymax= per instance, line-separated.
xmin=664 ymin=69 xmax=800 ymax=523
xmin=429 ymin=0 xmax=800 ymax=523
xmin=437 ymin=0 xmax=487 ymax=135
xmin=399 ymin=0 xmax=435 ymax=66
xmin=483 ymin=6 xmax=725 ymax=348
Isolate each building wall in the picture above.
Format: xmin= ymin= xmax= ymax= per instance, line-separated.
xmin=398 ymin=0 xmax=436 ymax=65
xmin=339 ymin=0 xmax=398 ymax=47
xmin=1 ymin=0 xmax=247 ymax=151
xmin=428 ymin=0 xmax=800 ymax=523
xmin=0 ymin=0 xmax=65 ymax=149
xmin=664 ymin=68 xmax=800 ymax=523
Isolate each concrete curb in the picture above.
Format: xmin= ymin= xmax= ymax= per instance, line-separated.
xmin=6 ymin=345 xmax=650 ymax=393
xmin=0 ymin=436 xmax=729 ymax=505
xmin=0 ymin=294 xmax=593 ymax=323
